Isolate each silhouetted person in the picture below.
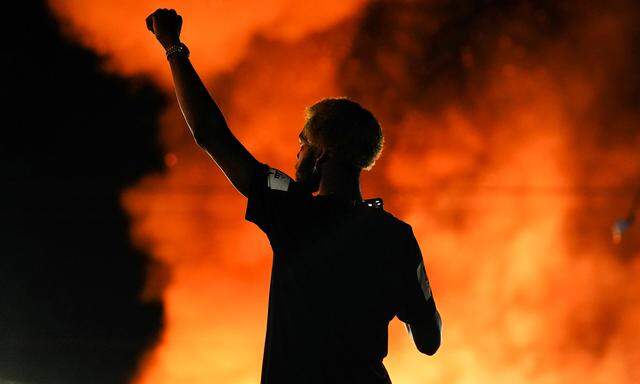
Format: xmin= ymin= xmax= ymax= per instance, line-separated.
xmin=146 ymin=8 xmax=442 ymax=383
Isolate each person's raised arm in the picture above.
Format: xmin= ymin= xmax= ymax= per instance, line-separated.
xmin=146 ymin=8 xmax=258 ymax=197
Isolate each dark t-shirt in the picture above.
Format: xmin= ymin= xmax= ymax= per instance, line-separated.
xmin=245 ymin=161 xmax=438 ymax=384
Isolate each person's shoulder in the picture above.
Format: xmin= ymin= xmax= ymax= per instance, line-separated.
xmin=370 ymin=209 xmax=420 ymax=268
xmin=372 ymin=206 xmax=414 ymax=239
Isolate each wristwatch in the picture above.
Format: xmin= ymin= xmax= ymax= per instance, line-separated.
xmin=166 ymin=42 xmax=190 ymax=59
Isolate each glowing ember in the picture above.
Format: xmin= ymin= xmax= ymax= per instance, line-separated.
xmin=164 ymin=153 xmax=178 ymax=168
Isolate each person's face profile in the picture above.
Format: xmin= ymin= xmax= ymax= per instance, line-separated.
xmin=295 ymin=130 xmax=321 ymax=194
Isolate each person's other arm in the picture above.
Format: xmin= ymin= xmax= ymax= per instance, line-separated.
xmin=397 ymin=227 xmax=442 ymax=356
xmin=146 ymin=8 xmax=258 ymax=197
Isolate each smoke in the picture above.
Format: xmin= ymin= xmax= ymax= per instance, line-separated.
xmin=338 ymin=0 xmax=640 ymax=382
xmin=47 ymin=0 xmax=640 ymax=383
xmin=46 ymin=0 xmax=365 ymax=86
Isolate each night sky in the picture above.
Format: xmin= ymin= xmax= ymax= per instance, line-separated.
xmin=2 ymin=1 xmax=165 ymax=382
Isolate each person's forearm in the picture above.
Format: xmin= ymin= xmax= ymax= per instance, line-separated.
xmin=167 ymin=44 xmax=229 ymax=146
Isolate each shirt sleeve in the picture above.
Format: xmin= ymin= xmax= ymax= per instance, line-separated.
xmin=244 ymin=160 xmax=296 ymax=236
xmin=395 ymin=225 xmax=438 ymax=324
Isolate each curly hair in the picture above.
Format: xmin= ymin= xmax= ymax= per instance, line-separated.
xmin=303 ymin=97 xmax=384 ymax=171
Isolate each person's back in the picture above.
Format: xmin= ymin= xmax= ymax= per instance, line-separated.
xmin=146 ymin=8 xmax=442 ymax=383
xmin=246 ymin=162 xmax=441 ymax=383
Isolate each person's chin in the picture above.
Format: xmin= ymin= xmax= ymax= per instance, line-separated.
xmin=297 ymin=178 xmax=319 ymax=194
xmin=303 ymin=182 xmax=319 ymax=194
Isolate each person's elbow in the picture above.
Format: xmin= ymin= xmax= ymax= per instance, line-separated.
xmin=192 ymin=129 xmax=219 ymax=150
xmin=416 ymin=330 xmax=441 ymax=356
xmin=190 ymin=118 xmax=229 ymax=149
xmin=411 ymin=311 xmax=442 ymax=356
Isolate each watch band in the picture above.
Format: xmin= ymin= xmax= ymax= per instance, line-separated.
xmin=165 ymin=42 xmax=190 ymax=59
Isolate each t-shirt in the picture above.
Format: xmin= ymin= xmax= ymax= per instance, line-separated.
xmin=245 ymin=161 xmax=438 ymax=384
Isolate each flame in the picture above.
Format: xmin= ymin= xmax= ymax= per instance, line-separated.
xmin=47 ymin=1 xmax=640 ymax=383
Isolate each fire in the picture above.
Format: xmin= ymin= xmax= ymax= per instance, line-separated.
xmin=47 ymin=1 xmax=640 ymax=383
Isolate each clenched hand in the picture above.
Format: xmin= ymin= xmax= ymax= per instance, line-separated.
xmin=146 ymin=8 xmax=182 ymax=49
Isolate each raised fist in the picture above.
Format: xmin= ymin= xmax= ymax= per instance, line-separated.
xmin=146 ymin=8 xmax=182 ymax=49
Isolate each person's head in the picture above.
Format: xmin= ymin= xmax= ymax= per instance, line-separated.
xmin=295 ymin=97 xmax=384 ymax=193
